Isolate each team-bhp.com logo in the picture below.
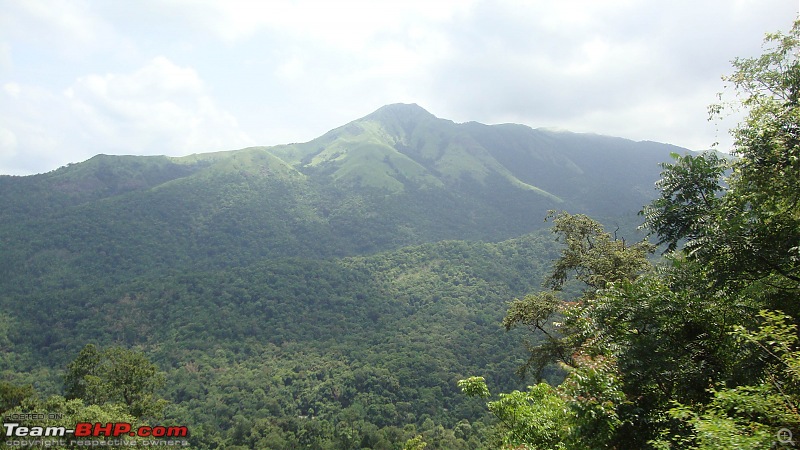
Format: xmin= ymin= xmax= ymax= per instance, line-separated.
xmin=4 ymin=421 xmax=188 ymax=438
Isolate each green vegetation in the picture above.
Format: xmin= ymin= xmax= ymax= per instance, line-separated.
xmin=2 ymin=235 xmax=563 ymax=448
xmin=0 ymin=116 xmax=684 ymax=446
xmin=2 ymin=346 xmax=171 ymax=448
xmin=64 ymin=344 xmax=167 ymax=419
xmin=461 ymin=21 xmax=800 ymax=449
xmin=0 ymin=26 xmax=743 ymax=449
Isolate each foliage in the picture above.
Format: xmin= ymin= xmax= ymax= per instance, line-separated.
xmin=457 ymin=377 xmax=491 ymax=399
xmin=64 ymin=344 xmax=167 ymax=419
xmin=0 ymin=381 xmax=35 ymax=415
xmin=544 ymin=211 xmax=655 ymax=292
xmin=404 ymin=434 xmax=429 ymax=450
xmin=2 ymin=233 xmax=568 ymax=448
xmin=502 ymin=211 xmax=654 ymax=380
xmin=460 ymin=376 xmax=570 ymax=449
xmin=639 ymin=151 xmax=727 ymax=254
xmin=661 ymin=22 xmax=800 ymax=292
xmin=733 ymin=310 xmax=800 ymax=392
xmin=656 ymin=310 xmax=800 ymax=449
xmin=462 ymin=212 xmax=659 ymax=448
xmin=559 ymin=354 xmax=626 ymax=449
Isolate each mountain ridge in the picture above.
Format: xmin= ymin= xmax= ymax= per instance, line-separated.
xmin=2 ymin=103 xmax=685 ymax=199
xmin=251 ymin=103 xmax=680 ymax=203
xmin=0 ymin=104 xmax=686 ymax=290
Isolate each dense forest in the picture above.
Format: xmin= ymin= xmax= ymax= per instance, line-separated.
xmin=2 ymin=20 xmax=797 ymax=450
xmin=2 ymin=235 xmax=562 ymax=448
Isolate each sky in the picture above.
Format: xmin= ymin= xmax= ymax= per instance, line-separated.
xmin=0 ymin=0 xmax=797 ymax=175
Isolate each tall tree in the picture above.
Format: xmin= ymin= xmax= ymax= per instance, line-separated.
xmin=502 ymin=211 xmax=654 ymax=380
xmin=65 ymin=344 xmax=167 ymax=419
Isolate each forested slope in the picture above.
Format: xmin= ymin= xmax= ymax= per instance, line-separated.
xmin=0 ymin=104 xmax=684 ymax=448
xmin=3 ymin=234 xmax=569 ymax=447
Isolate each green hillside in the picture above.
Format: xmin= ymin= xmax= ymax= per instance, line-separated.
xmin=0 ymin=104 xmax=684 ymax=448
xmin=0 ymin=104 xmax=681 ymax=289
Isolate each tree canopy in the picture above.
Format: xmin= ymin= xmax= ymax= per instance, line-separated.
xmin=64 ymin=344 xmax=167 ymax=419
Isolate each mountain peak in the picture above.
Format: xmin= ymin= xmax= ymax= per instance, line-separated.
xmin=374 ymin=102 xmax=433 ymax=114
xmin=364 ymin=103 xmax=438 ymax=123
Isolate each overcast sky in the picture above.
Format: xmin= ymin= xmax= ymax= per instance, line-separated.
xmin=0 ymin=0 xmax=796 ymax=175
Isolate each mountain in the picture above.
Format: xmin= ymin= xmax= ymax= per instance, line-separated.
xmin=267 ymin=103 xmax=679 ymax=210
xmin=0 ymin=104 xmax=689 ymax=448
xmin=0 ymin=104 xmax=683 ymax=288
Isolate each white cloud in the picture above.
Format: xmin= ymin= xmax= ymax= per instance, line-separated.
xmin=0 ymin=42 xmax=11 ymax=71
xmin=3 ymin=83 xmax=20 ymax=97
xmin=0 ymin=82 xmax=66 ymax=174
xmin=163 ymin=0 xmax=473 ymax=46
xmin=2 ymin=0 xmax=118 ymax=58
xmin=0 ymin=58 xmax=253 ymax=175
xmin=0 ymin=127 xmax=17 ymax=158
xmin=423 ymin=0 xmax=795 ymax=151
xmin=64 ymin=56 xmax=254 ymax=155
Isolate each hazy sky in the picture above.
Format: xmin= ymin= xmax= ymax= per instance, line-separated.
xmin=0 ymin=1 xmax=796 ymax=175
